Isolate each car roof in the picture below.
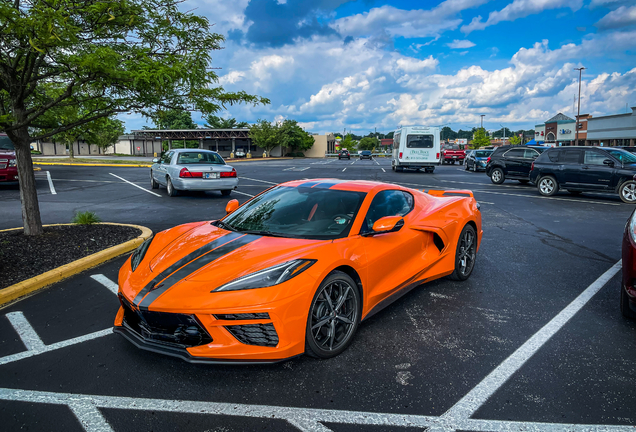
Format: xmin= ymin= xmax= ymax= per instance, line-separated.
xmin=170 ymin=148 xmax=219 ymax=153
xmin=280 ymin=178 xmax=410 ymax=193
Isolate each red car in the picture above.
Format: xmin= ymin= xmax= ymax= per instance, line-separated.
xmin=0 ymin=134 xmax=18 ymax=182
xmin=441 ymin=143 xmax=466 ymax=165
xmin=622 ymin=208 xmax=636 ymax=319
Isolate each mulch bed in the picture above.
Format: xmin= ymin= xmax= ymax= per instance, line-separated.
xmin=0 ymin=224 xmax=141 ymax=289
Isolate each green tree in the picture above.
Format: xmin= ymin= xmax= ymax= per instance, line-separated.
xmin=155 ymin=109 xmax=198 ymax=130
xmin=86 ymin=117 xmax=125 ymax=150
xmin=508 ymin=135 xmax=521 ymax=145
xmin=0 ymin=0 xmax=268 ymax=235
xmin=358 ymin=137 xmax=377 ymax=151
xmin=492 ymin=127 xmax=512 ymax=138
xmin=249 ymin=120 xmax=288 ymax=156
xmin=386 ymin=131 xmax=394 ymax=139
xmin=204 ymin=115 xmax=248 ymax=129
xmin=471 ymin=128 xmax=491 ymax=149
xmin=340 ymin=134 xmax=356 ymax=152
xmin=441 ymin=126 xmax=457 ymax=141
xmin=281 ymin=120 xmax=314 ymax=153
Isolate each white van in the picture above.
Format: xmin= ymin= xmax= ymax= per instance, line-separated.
xmin=391 ymin=126 xmax=441 ymax=173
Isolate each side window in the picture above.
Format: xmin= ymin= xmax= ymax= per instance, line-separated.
xmin=523 ymin=149 xmax=540 ymax=159
xmin=560 ymin=150 xmax=581 ymax=164
xmin=583 ymin=150 xmax=607 ymax=166
xmin=161 ymin=151 xmax=174 ymax=164
xmin=362 ymin=190 xmax=413 ymax=233
xmin=547 ymin=150 xmax=559 ymax=162
xmin=504 ymin=148 xmax=525 ymax=158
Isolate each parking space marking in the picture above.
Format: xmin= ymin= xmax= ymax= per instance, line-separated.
xmin=240 ymin=177 xmax=277 ymax=185
xmin=0 ymin=387 xmax=633 ymax=432
xmin=108 ymin=173 xmax=161 ymax=197
xmin=91 ymin=274 xmax=119 ymax=295
xmin=233 ymin=190 xmax=255 ymax=197
xmin=6 ymin=312 xmax=45 ymax=351
xmin=342 ymin=168 xmax=346 ymax=172
xmin=51 ymin=179 xmax=123 ymax=184
xmin=68 ymin=401 xmax=114 ymax=432
xmin=382 ymin=168 xmax=386 ymax=172
xmin=0 ymin=313 xmax=113 ymax=366
xmin=45 ymin=171 xmax=57 ymax=195
xmin=439 ymin=260 xmax=622 ymax=424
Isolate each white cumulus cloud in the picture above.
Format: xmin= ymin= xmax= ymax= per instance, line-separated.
xmin=447 ymin=40 xmax=476 ymax=49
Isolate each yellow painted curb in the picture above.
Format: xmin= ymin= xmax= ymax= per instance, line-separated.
xmin=33 ymin=162 xmax=152 ymax=168
xmin=0 ymin=223 xmax=152 ymax=306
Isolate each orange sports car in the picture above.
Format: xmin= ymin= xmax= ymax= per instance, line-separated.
xmin=114 ymin=179 xmax=482 ymax=363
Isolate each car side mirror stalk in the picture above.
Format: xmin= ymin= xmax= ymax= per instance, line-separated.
xmin=363 ymin=216 xmax=404 ymax=236
xmin=225 ymin=199 xmax=239 ymax=214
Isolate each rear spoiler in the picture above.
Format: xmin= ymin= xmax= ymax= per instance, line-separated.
xmin=425 ymin=189 xmax=474 ymax=198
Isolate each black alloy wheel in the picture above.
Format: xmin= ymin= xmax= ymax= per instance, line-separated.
xmin=448 ymin=224 xmax=477 ymax=281
xmin=305 ymin=271 xmax=360 ymax=359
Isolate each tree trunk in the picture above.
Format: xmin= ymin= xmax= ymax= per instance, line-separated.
xmin=12 ymin=131 xmax=44 ymax=236
xmin=69 ymin=140 xmax=74 ymax=160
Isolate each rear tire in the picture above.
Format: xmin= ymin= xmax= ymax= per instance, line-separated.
xmin=537 ymin=175 xmax=558 ymax=197
xmin=620 ymin=285 xmax=636 ymax=319
xmin=464 ymin=162 xmax=470 ymax=171
xmin=305 ymin=271 xmax=360 ymax=359
xmin=490 ymin=168 xmax=505 ymax=184
xmin=221 ymin=190 xmax=232 ymax=196
xmin=167 ymin=177 xmax=178 ymax=197
xmin=448 ymin=224 xmax=477 ymax=281
xmin=459 ymin=160 xmax=464 ymax=165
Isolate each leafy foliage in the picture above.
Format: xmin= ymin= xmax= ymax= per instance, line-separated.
xmin=340 ymin=134 xmax=356 ymax=151
xmin=249 ymin=119 xmax=288 ymax=154
xmin=508 ymin=135 xmax=521 ymax=145
xmin=358 ymin=136 xmax=377 ymax=151
xmin=471 ymin=128 xmax=491 ymax=149
xmin=204 ymin=115 xmax=248 ymax=129
xmin=154 ymin=109 xmax=198 ymax=130
xmin=280 ymin=120 xmax=314 ymax=152
xmin=72 ymin=211 xmax=101 ymax=225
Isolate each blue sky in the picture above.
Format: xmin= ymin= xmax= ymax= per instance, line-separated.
xmin=122 ymin=0 xmax=636 ymax=135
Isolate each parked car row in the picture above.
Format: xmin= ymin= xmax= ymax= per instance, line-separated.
xmin=483 ymin=144 xmax=636 ymax=203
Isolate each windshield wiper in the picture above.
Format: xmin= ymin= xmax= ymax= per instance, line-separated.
xmin=215 ymin=220 xmax=237 ymax=232
xmin=240 ymin=230 xmax=298 ymax=238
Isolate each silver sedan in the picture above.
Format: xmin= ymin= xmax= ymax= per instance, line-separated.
xmin=150 ymin=149 xmax=239 ymax=197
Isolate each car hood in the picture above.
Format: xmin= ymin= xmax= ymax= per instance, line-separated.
xmin=0 ymin=150 xmax=15 ymax=157
xmin=127 ymin=223 xmax=327 ymax=310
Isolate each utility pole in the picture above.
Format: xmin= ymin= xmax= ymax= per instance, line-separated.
xmin=574 ymin=67 xmax=586 ymax=146
xmin=500 ymin=124 xmax=506 ymax=145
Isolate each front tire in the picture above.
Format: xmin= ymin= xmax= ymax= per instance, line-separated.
xmin=472 ymin=164 xmax=477 ymax=172
xmin=448 ymin=224 xmax=477 ymax=281
xmin=166 ymin=177 xmax=178 ymax=197
xmin=619 ymin=181 xmax=636 ymax=204
xmin=537 ymin=175 xmax=558 ymax=197
xmin=305 ymin=271 xmax=360 ymax=359
xmin=490 ymin=168 xmax=505 ymax=184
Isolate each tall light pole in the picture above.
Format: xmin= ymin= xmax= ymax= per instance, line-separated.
xmin=500 ymin=124 xmax=506 ymax=144
xmin=574 ymin=67 xmax=586 ymax=146
xmin=480 ymin=115 xmax=485 ymax=129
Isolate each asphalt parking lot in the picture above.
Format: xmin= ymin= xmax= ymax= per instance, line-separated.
xmin=1 ymin=157 xmax=635 ymax=431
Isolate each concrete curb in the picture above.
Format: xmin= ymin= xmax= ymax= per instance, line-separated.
xmin=0 ymin=223 xmax=152 ymax=306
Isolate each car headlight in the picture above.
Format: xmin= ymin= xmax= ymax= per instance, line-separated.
xmin=212 ymin=259 xmax=316 ymax=292
xmin=130 ymin=236 xmax=154 ymax=272
xmin=9 ymin=159 xmax=16 ymax=167
xmin=630 ymin=211 xmax=636 ymax=244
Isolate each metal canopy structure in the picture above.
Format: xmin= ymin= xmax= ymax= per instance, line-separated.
xmin=131 ymin=129 xmax=250 ymax=140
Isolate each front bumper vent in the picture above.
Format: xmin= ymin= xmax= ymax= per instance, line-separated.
xmin=225 ymin=323 xmax=279 ymax=347
xmin=119 ymin=295 xmax=212 ymax=348
xmin=214 ymin=313 xmax=270 ymax=320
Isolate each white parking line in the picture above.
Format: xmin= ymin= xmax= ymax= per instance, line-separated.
xmin=109 ymin=173 xmax=161 ymax=197
xmin=240 ymin=177 xmax=277 ymax=185
xmin=283 ymin=167 xmax=296 ymax=171
xmin=439 ymin=260 xmax=622 ymax=423
xmin=342 ymin=168 xmax=346 ymax=172
xmin=350 ymin=160 xmax=355 ymax=165
xmin=233 ymin=190 xmax=255 ymax=197
xmin=6 ymin=312 xmax=45 ymax=351
xmin=46 ymin=171 xmax=57 ymax=195
xmin=91 ymin=274 xmax=119 ymax=295
xmin=381 ymin=168 xmax=386 ymax=173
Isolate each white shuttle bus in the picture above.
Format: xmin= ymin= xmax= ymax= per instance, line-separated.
xmin=391 ymin=126 xmax=441 ymax=173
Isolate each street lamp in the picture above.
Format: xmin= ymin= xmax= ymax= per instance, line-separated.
xmin=574 ymin=67 xmax=586 ymax=146
xmin=500 ymin=124 xmax=506 ymax=144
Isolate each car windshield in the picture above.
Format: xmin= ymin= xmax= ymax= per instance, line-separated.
xmin=444 ymin=144 xmax=459 ymax=150
xmin=606 ymin=149 xmax=636 ymax=164
xmin=0 ymin=136 xmax=14 ymax=150
xmin=177 ymin=152 xmax=224 ymax=164
xmin=222 ymin=186 xmax=367 ymax=240
xmin=475 ymin=150 xmax=492 ymax=157
xmin=362 ymin=151 xmax=371 ymax=155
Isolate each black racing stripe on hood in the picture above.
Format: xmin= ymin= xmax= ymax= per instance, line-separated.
xmin=298 ymin=181 xmax=320 ymax=188
xmin=315 ymin=180 xmax=348 ymax=189
xmin=137 ymin=234 xmax=261 ymax=311
xmin=132 ymin=231 xmax=243 ymax=307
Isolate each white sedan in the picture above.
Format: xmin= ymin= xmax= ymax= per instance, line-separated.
xmin=150 ymin=149 xmax=239 ymax=197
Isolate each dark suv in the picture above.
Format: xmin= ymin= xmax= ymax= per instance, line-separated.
xmin=359 ymin=150 xmax=372 ymax=160
xmin=529 ymin=146 xmax=636 ymax=203
xmin=485 ymin=145 xmax=550 ymax=184
xmin=338 ymin=149 xmax=350 ymax=160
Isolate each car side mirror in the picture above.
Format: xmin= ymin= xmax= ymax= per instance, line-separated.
xmin=603 ymin=159 xmax=614 ymax=167
xmin=368 ymin=216 xmax=404 ymax=235
xmin=225 ymin=199 xmax=239 ymax=215
xmin=152 ymin=158 xmax=159 ymax=163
